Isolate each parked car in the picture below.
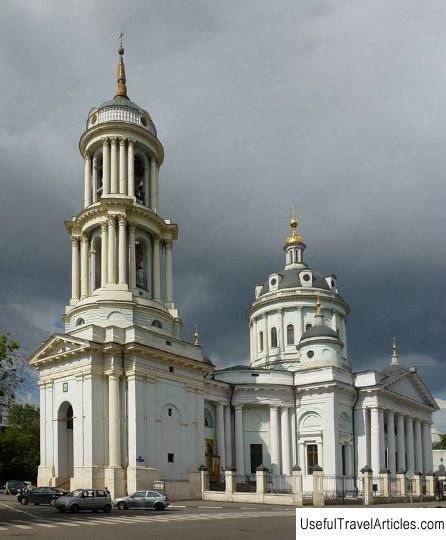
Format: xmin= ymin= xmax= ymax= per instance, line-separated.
xmin=55 ymin=489 xmax=112 ymax=513
xmin=22 ymin=487 xmax=68 ymax=506
xmin=5 ymin=480 xmax=24 ymax=495
xmin=114 ymin=490 xmax=169 ymax=511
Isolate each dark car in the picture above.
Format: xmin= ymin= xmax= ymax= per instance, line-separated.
xmin=22 ymin=487 xmax=68 ymax=506
xmin=114 ymin=490 xmax=170 ymax=511
xmin=5 ymin=480 xmax=24 ymax=495
xmin=55 ymin=489 xmax=112 ymax=513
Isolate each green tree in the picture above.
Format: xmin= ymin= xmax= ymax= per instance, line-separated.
xmin=433 ymin=433 xmax=446 ymax=450
xmin=0 ymin=333 xmax=22 ymax=421
xmin=0 ymin=404 xmax=40 ymax=482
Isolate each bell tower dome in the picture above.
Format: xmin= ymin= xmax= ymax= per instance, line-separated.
xmin=64 ymin=44 xmax=181 ymax=338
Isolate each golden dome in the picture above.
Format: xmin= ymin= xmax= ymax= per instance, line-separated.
xmin=285 ymin=207 xmax=304 ymax=246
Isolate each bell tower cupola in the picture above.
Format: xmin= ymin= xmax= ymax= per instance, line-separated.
xmin=284 ymin=207 xmax=306 ymax=269
xmin=64 ymin=41 xmax=181 ymax=338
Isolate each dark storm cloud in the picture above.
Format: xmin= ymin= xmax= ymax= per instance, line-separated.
xmin=1 ymin=1 xmax=446 ymax=425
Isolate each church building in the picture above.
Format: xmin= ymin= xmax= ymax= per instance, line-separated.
xmin=29 ymin=46 xmax=438 ymax=498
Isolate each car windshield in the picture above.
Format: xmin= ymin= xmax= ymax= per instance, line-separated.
xmin=67 ymin=489 xmax=84 ymax=497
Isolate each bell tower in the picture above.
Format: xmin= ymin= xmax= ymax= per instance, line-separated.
xmin=65 ymin=44 xmax=181 ymax=337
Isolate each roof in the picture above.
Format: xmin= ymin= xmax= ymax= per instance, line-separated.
xmin=99 ymin=97 xmax=144 ymax=110
xmin=257 ymin=267 xmax=333 ymax=298
xmin=300 ymin=324 xmax=340 ymax=341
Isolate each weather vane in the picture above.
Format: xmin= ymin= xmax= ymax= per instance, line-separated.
xmin=119 ymin=32 xmax=124 ymax=48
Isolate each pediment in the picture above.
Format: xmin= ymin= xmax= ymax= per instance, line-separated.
xmin=382 ymin=370 xmax=438 ymax=409
xmin=29 ymin=333 xmax=91 ymax=367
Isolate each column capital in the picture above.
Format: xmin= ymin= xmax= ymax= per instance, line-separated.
xmin=84 ymin=151 xmax=91 ymax=161
xmin=269 ymin=405 xmax=279 ymax=411
xmin=128 ymin=138 xmax=136 ymax=147
xmin=71 ymin=236 xmax=80 ymax=247
xmin=101 ymin=221 xmax=108 ymax=232
xmin=118 ymin=214 xmax=127 ymax=226
xmin=331 ymin=308 xmax=336 ymax=314
xmin=154 ymin=237 xmax=160 ymax=246
xmin=81 ymin=233 xmax=89 ymax=244
xmin=277 ymin=307 xmax=283 ymax=314
xmin=108 ymin=215 xmax=116 ymax=226
xmin=234 ymin=404 xmax=244 ymax=411
xmin=165 ymin=240 xmax=173 ymax=250
xmin=119 ymin=137 xmax=126 ymax=146
xmin=129 ymin=223 xmax=136 ymax=233
xmin=297 ymin=306 xmax=302 ymax=312
xmin=110 ymin=136 xmax=118 ymax=145
xmin=101 ymin=137 xmax=110 ymax=146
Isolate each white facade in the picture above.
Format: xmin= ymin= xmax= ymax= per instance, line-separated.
xmin=30 ymin=48 xmax=438 ymax=499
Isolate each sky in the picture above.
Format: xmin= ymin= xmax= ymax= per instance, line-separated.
xmin=1 ymin=0 xmax=446 ymax=429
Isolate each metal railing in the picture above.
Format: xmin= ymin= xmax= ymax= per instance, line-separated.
xmin=267 ymin=474 xmax=292 ymax=494
xmin=323 ymin=475 xmax=362 ymax=505
xmin=235 ymin=474 xmax=256 ymax=492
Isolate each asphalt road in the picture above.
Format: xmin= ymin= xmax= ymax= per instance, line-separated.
xmin=0 ymin=495 xmax=296 ymax=539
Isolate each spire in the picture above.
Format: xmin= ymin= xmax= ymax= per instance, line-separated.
xmin=284 ymin=206 xmax=304 ymax=247
xmin=115 ymin=33 xmax=128 ymax=100
xmin=391 ymin=336 xmax=399 ymax=366
xmin=193 ymin=324 xmax=200 ymax=346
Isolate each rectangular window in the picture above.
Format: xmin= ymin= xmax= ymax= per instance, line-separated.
xmin=341 ymin=445 xmax=346 ymax=476
xmin=306 ymin=444 xmax=318 ymax=475
xmin=168 ymin=408 xmax=172 ymax=417
xmin=168 ymin=453 xmax=174 ymax=463
xmin=169 ymin=366 xmax=174 ymax=373
xmin=250 ymin=444 xmax=263 ymax=473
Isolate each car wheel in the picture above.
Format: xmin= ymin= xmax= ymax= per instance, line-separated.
xmin=49 ymin=498 xmax=56 ymax=506
xmin=117 ymin=502 xmax=127 ymax=510
xmin=103 ymin=504 xmax=112 ymax=513
xmin=70 ymin=504 xmax=80 ymax=513
xmin=154 ymin=502 xmax=164 ymax=511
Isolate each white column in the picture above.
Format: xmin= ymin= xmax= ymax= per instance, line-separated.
xmin=129 ymin=224 xmax=136 ymax=289
xmin=370 ymin=407 xmax=380 ymax=475
xmin=71 ymin=237 xmax=80 ymax=301
xmin=331 ymin=309 xmax=337 ymax=332
xmin=406 ymin=417 xmax=415 ymax=472
xmin=80 ymin=233 xmax=89 ymax=298
xmin=379 ymin=408 xmax=385 ymax=471
xmin=397 ymin=414 xmax=406 ymax=472
xmin=216 ymin=403 xmax=225 ymax=470
xmin=296 ymin=306 xmax=303 ymax=343
xmin=278 ymin=308 xmax=284 ymax=353
xmin=102 ymin=138 xmax=110 ymax=196
xmin=414 ymin=420 xmax=423 ymax=473
xmin=118 ymin=215 xmax=127 ymax=285
xmin=387 ymin=411 xmax=396 ymax=475
xmin=84 ymin=152 xmax=91 ymax=208
xmin=108 ymin=373 xmax=121 ymax=467
xmin=153 ymin=238 xmax=161 ymax=301
xmin=422 ymin=422 xmax=433 ymax=473
xmin=101 ymin=221 xmax=108 ymax=288
xmin=119 ymin=138 xmax=126 ymax=194
xmin=144 ymin=165 xmax=149 ymax=206
xmin=234 ymin=405 xmax=244 ymax=475
xmin=110 ymin=137 xmax=118 ymax=193
xmin=253 ymin=318 xmax=258 ymax=361
xmin=166 ymin=241 xmax=173 ymax=305
xmin=264 ymin=314 xmax=269 ymax=359
xmin=269 ymin=406 xmax=280 ymax=474
xmin=290 ymin=407 xmax=297 ymax=466
xmin=107 ymin=215 xmax=116 ymax=284
xmin=39 ymin=383 xmax=47 ymax=466
xmin=280 ymin=407 xmax=291 ymax=475
xmin=150 ymin=157 xmax=158 ymax=211
xmin=224 ymin=405 xmax=232 ymax=467
xmin=341 ymin=316 xmax=348 ymax=357
xmin=92 ymin=155 xmax=98 ymax=202
xmin=127 ymin=139 xmax=135 ymax=197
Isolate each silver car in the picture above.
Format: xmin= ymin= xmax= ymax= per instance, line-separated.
xmin=55 ymin=488 xmax=112 ymax=513
xmin=114 ymin=490 xmax=169 ymax=511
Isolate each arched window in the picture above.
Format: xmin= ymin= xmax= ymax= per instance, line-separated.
xmin=134 ymin=155 xmax=145 ymax=205
xmin=259 ymin=331 xmax=264 ymax=351
xmin=135 ymin=240 xmax=148 ymax=291
xmin=75 ymin=318 xmax=85 ymax=326
xmin=271 ymin=327 xmax=278 ymax=348
xmin=95 ymin=153 xmax=103 ymax=202
xmin=287 ymin=324 xmax=294 ymax=345
xmin=305 ymin=323 xmax=312 ymax=331
xmin=152 ymin=320 xmax=162 ymax=329
xmin=204 ymin=408 xmax=214 ymax=428
xmin=92 ymin=236 xmax=101 ymax=291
